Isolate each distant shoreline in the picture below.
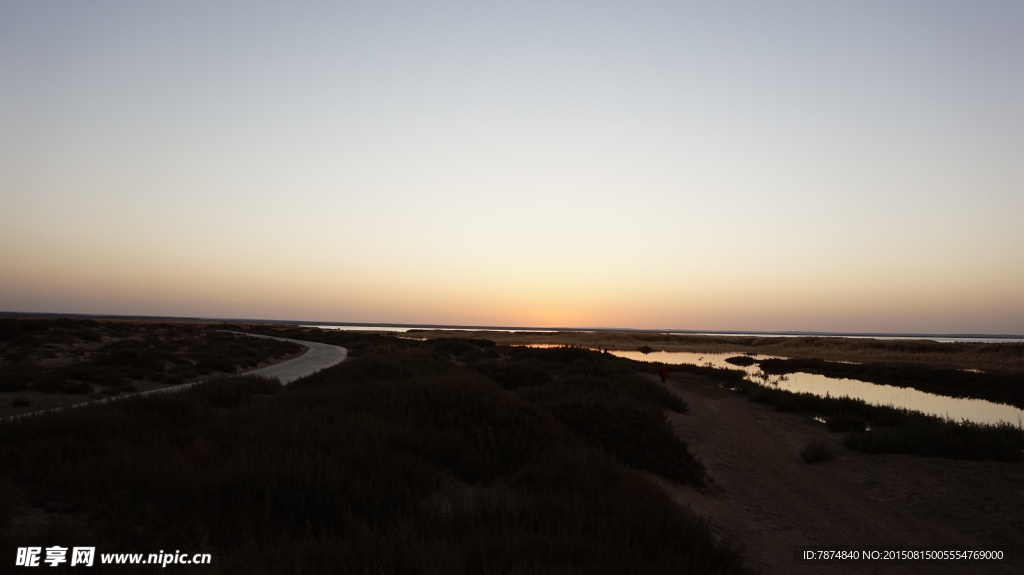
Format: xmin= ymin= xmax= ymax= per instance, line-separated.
xmin=2 ymin=310 xmax=1022 ymax=340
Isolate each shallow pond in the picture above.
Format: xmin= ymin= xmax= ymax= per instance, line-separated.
xmin=606 ymin=350 xmax=1024 ymax=428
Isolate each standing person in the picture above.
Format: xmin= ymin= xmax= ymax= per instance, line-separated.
xmin=658 ymin=364 xmax=668 ymax=383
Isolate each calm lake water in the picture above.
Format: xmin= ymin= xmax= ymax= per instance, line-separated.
xmin=611 ymin=350 xmax=1024 ymax=428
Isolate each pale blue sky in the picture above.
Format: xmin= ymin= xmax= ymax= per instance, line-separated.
xmin=2 ymin=1 xmax=1022 ymax=333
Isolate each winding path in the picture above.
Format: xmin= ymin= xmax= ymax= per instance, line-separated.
xmin=5 ymin=332 xmax=347 ymax=420
xmin=229 ymin=331 xmax=348 ymax=384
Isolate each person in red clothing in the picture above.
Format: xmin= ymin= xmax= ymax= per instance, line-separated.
xmin=658 ymin=364 xmax=668 ymax=383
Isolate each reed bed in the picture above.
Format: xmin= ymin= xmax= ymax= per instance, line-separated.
xmin=725 ymin=374 xmax=1024 ymax=462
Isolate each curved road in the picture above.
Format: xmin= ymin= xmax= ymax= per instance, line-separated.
xmin=230 ymin=331 xmax=348 ymax=384
xmin=6 ymin=332 xmax=347 ymax=420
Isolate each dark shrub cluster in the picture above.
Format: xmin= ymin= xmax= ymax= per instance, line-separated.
xmin=188 ymin=374 xmax=281 ymax=408
xmin=724 ymin=355 xmax=757 ymax=366
xmin=843 ymin=418 xmax=1024 ymax=461
xmin=757 ymin=357 xmax=1024 ymax=410
xmin=799 ymin=441 xmax=835 ymax=463
xmin=0 ymin=320 xmax=302 ymax=395
xmin=465 ymin=345 xmax=702 ymax=485
xmin=826 ymin=412 xmax=868 ymax=432
xmin=733 ymin=377 xmax=1024 ymax=461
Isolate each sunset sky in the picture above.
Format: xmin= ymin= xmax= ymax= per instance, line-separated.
xmin=2 ymin=1 xmax=1022 ymax=334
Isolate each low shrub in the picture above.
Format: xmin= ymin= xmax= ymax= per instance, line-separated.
xmin=196 ymin=357 xmax=236 ymax=374
xmin=64 ymin=381 xmax=93 ymax=395
xmin=159 ymin=372 xmax=185 ymax=385
xmin=428 ymin=338 xmax=497 ymax=360
xmin=826 ymin=412 xmax=868 ymax=432
xmin=484 ymin=362 xmax=552 ymax=390
xmin=734 ymin=377 xmax=1024 ymax=461
xmin=547 ymin=399 xmax=705 ymax=485
xmin=774 ymin=395 xmax=800 ymax=412
xmin=749 ymin=388 xmax=775 ymax=404
xmin=0 ymin=474 xmax=15 ymax=526
xmin=668 ymin=362 xmax=749 ymax=388
xmin=62 ymin=364 xmax=124 ymax=386
xmin=800 ymin=441 xmax=835 ymax=463
xmin=188 ymin=374 xmax=281 ymax=408
xmin=0 ymin=364 xmax=37 ymax=391
xmin=758 ymin=357 xmax=1024 ymax=410
xmin=844 ymin=419 xmax=1024 ymax=462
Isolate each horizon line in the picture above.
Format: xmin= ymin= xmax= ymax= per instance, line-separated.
xmin=3 ymin=310 xmax=1022 ymax=340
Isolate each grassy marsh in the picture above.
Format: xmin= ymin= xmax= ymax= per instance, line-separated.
xmin=1 ymin=329 xmax=750 ymax=574
xmin=408 ymin=330 xmax=1024 ymax=375
xmin=725 ymin=373 xmax=1024 ymax=462
xmin=411 ymin=330 xmax=1024 ymax=427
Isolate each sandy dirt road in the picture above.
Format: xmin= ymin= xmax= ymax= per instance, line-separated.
xmin=4 ymin=333 xmax=347 ymax=420
xmin=230 ymin=331 xmax=347 ymax=384
xmin=131 ymin=331 xmax=348 ymax=392
xmin=650 ymin=372 xmax=1022 ymax=575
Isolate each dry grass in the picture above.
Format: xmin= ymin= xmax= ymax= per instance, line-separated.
xmin=0 ymin=318 xmax=304 ymax=418
xmin=408 ymin=330 xmax=1024 ymax=374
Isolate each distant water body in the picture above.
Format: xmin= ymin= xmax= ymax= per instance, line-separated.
xmin=608 ymin=350 xmax=1024 ymax=428
xmin=307 ymin=324 xmax=1023 ymax=426
xmin=303 ymin=325 xmax=1024 ymax=344
xmin=304 ymin=324 xmax=1024 ymax=426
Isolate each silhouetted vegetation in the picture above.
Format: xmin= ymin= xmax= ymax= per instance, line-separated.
xmin=841 ymin=417 xmax=1024 ymax=461
xmin=724 ymin=355 xmax=757 ymax=367
xmin=235 ymin=330 xmax=705 ymax=484
xmin=756 ymin=357 xmax=1024 ymax=410
xmin=731 ymin=377 xmax=1024 ymax=462
xmin=470 ymin=345 xmax=702 ymax=486
xmin=666 ymin=362 xmax=749 ymax=387
xmin=10 ymin=396 xmax=31 ymax=407
xmin=825 ymin=412 xmax=868 ymax=432
xmin=799 ymin=441 xmax=835 ymax=463
xmin=0 ymin=319 xmax=302 ymax=399
xmin=1 ymin=331 xmax=748 ymax=574
xmin=411 ymin=330 xmax=1024 ymax=375
xmin=187 ymin=373 xmax=282 ymax=408
xmin=238 ymin=324 xmax=412 ymax=356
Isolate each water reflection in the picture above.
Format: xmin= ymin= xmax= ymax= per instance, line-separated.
xmin=607 ymin=350 xmax=1024 ymax=428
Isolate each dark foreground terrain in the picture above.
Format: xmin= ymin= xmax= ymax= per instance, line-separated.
xmin=4 ymin=321 xmax=1021 ymax=574
xmin=2 ymin=325 xmax=748 ymax=574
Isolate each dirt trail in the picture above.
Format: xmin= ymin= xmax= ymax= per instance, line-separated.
xmin=651 ymin=372 xmax=1022 ymax=575
xmin=226 ymin=331 xmax=348 ymax=384
xmin=3 ymin=333 xmax=346 ymax=420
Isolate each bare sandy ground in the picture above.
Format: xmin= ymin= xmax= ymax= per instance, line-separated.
xmin=652 ymin=371 xmax=1022 ymax=575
